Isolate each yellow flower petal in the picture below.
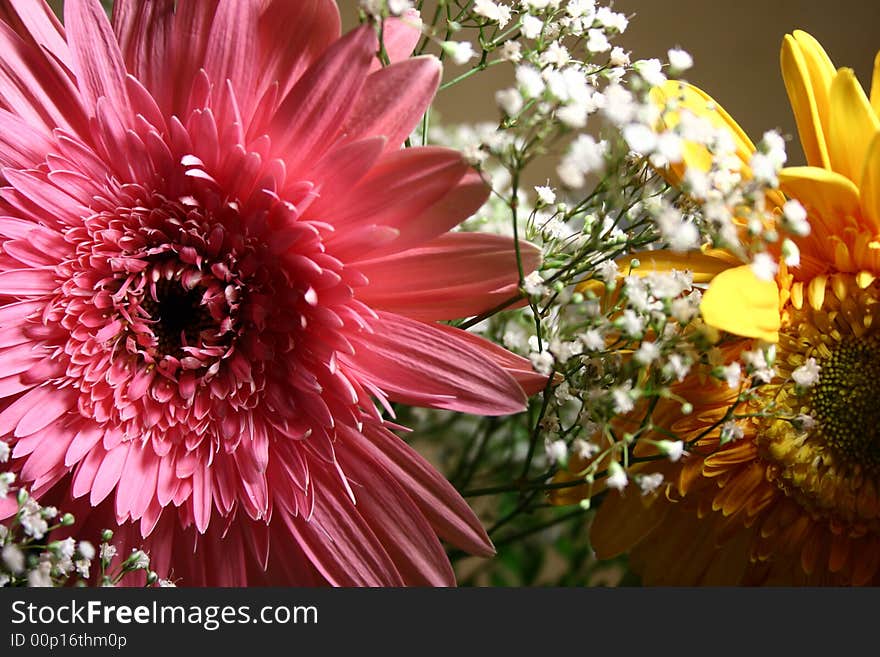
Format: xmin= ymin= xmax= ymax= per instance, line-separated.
xmin=781 ymin=33 xmax=831 ymax=168
xmin=790 ymin=281 xmax=804 ymax=309
xmin=574 ymin=248 xmax=739 ymax=296
xmin=807 ymin=274 xmax=827 ymax=310
xmin=857 ymin=270 xmax=876 ymax=288
xmin=792 ymin=31 xmax=836 ymax=137
xmin=870 ymin=50 xmax=880 ymax=116
xmin=700 ymin=265 xmax=780 ymax=342
xmin=632 ymin=249 xmax=741 ymax=283
xmin=588 ymin=487 xmax=670 ymax=559
xmin=651 ymin=81 xmax=755 ymax=182
xmin=828 ymin=68 xmax=880 ymax=184
xmin=779 ymin=166 xmax=860 ymax=240
xmin=676 ymin=140 xmax=712 ymax=177
xmin=859 ymin=131 xmax=880 ymax=233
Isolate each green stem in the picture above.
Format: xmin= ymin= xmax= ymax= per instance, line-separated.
xmin=438 ymin=58 xmax=502 ymax=90
xmin=493 ymin=508 xmax=589 ymax=548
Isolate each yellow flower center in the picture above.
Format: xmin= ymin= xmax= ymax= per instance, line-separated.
xmin=754 ymin=274 xmax=880 ymax=533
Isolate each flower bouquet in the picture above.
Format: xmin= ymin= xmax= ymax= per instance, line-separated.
xmin=1 ymin=0 xmax=878 ymax=588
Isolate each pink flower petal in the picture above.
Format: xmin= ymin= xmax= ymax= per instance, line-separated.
xmin=343 ymin=56 xmax=441 ymax=153
xmin=64 ymin=0 xmax=131 ymax=119
xmin=6 ymin=239 xmax=62 ymax=268
xmin=338 ymin=437 xmax=456 ymax=585
xmin=374 ymin=169 xmax=490 ymax=255
xmin=90 ymin=444 xmax=129 ymax=506
xmin=200 ymin=0 xmax=258 ymax=116
xmin=269 ymin=24 xmax=376 ymax=175
xmin=111 ymin=1 xmax=175 ymax=116
xmin=0 ymin=299 xmax=41 ymax=325
xmin=64 ymin=424 xmax=104 ymax=467
xmin=371 ymin=9 xmax=423 ymax=70
xmin=0 ymin=375 xmax=30 ymax=399
xmin=14 ymin=226 xmax=67 ymax=259
xmin=0 ymin=22 xmax=88 ymax=137
xmin=317 ymin=145 xmax=472 ymax=235
xmin=0 ymin=109 xmax=56 ymax=168
xmin=306 ymin=136 xmax=386 ymax=205
xmin=152 ymin=2 xmax=217 ymax=117
xmin=71 ymin=446 xmax=104 ymax=499
xmin=0 ymin=494 xmax=17 ymax=520
xmin=156 ymin=453 xmax=181 ymax=507
xmin=31 ymin=462 xmax=69 ymax=496
xmin=0 ymin=268 xmax=56 ymax=296
xmin=0 ymin=342 xmax=44 ymax=376
xmin=358 ymin=422 xmax=494 ymax=557
xmin=345 ymin=311 xmax=527 ymax=416
xmin=0 ymin=217 xmax=36 ymax=239
xmin=434 ymin=324 xmax=549 ymax=396
xmin=125 ymin=365 xmax=153 ymax=401
xmin=20 ymin=424 xmax=73 ymax=482
xmin=111 ymin=1 xmax=172 ymax=68
xmin=282 ymin=471 xmax=405 ymax=586
xmin=115 ymin=444 xmax=159 ymax=521
xmin=321 ymin=224 xmax=400 ymax=263
xmin=13 ymin=386 xmax=75 ymax=438
xmin=0 ymin=384 xmax=55 ymax=435
xmin=0 ymin=0 xmax=70 ymax=68
xmin=4 ymin=168 xmax=89 ymax=220
xmin=254 ymin=0 xmax=341 ymax=102
xmin=354 ymin=232 xmax=541 ymax=321
xmin=191 ymin=464 xmax=214 ymax=534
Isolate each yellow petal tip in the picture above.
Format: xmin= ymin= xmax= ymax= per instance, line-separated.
xmin=700 ymin=265 xmax=780 ymax=342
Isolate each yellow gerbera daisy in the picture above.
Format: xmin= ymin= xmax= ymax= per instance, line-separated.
xmin=572 ymin=31 xmax=880 ymax=585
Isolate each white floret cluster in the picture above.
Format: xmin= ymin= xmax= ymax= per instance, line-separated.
xmin=0 ymin=476 xmax=171 ymax=588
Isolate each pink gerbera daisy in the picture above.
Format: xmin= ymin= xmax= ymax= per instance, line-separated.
xmin=0 ymin=0 xmax=544 ymax=586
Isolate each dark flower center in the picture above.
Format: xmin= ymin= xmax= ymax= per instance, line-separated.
xmin=811 ymin=336 xmax=880 ymax=467
xmin=141 ymin=278 xmax=217 ymax=358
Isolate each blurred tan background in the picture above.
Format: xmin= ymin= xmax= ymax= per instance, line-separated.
xmin=340 ymin=1 xmax=880 ymax=168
